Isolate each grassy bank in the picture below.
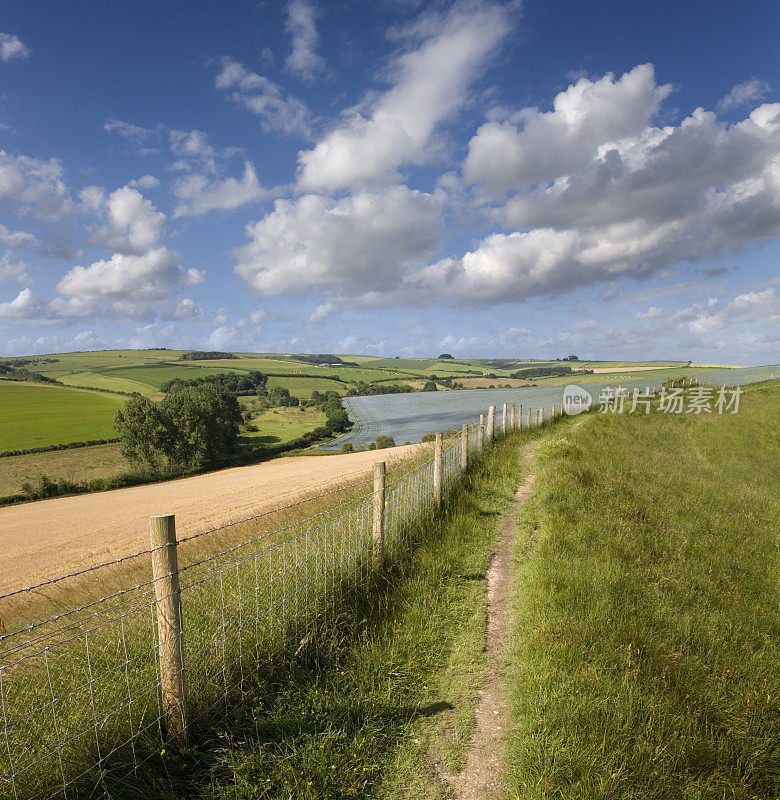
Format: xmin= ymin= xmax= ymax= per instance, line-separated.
xmin=98 ymin=433 xmax=526 ymax=800
xmin=507 ymin=380 xmax=780 ymax=798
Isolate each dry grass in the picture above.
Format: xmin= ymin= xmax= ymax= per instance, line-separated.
xmin=0 ymin=443 xmax=125 ymax=496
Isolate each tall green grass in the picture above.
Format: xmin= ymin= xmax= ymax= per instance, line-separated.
xmin=507 ymin=380 xmax=780 ymax=798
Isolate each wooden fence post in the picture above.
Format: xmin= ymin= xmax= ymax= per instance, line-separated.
xmin=149 ymin=514 xmax=187 ymax=744
xmin=461 ymin=424 xmax=468 ymax=470
xmin=434 ymin=432 xmax=443 ymax=507
xmin=487 ymin=406 xmax=495 ymax=441
xmin=518 ymin=404 xmax=522 ymax=430
xmin=526 ymin=408 xmax=531 ymax=429
xmin=373 ymin=461 xmax=385 ymax=565
xmin=478 ymin=415 xmax=484 ymax=451
xmin=510 ymin=403 xmax=515 ymax=430
xmin=502 ymin=402 xmax=508 ymax=435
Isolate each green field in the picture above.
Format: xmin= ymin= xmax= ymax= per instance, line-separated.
xmin=35 ymin=353 xmax=400 ymax=398
xmin=9 ymin=349 xmax=703 ymax=398
xmin=58 ymin=364 xmax=258 ymax=396
xmin=240 ymin=405 xmax=328 ymax=445
xmin=0 ymin=404 xmax=329 ymax=500
xmin=537 ymin=365 xmax=726 ymax=385
xmin=0 ymin=382 xmax=125 ymax=451
xmin=507 ymin=380 xmax=780 ymax=798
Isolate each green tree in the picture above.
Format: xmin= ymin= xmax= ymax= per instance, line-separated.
xmin=268 ymin=386 xmax=300 ymax=407
xmin=422 ymin=380 xmax=438 ymax=392
xmin=114 ymin=395 xmax=174 ymax=471
xmin=161 ymin=384 xmax=243 ymax=469
xmin=322 ymin=393 xmax=350 ymax=432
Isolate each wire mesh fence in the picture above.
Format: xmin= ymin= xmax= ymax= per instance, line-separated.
xmin=0 ymin=406 xmax=542 ymax=799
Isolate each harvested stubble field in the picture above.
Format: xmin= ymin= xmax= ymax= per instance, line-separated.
xmin=0 ymin=444 xmax=423 ymax=596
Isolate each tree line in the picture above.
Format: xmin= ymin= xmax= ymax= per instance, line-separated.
xmin=179 ymin=351 xmax=237 ymax=360
xmin=509 ymin=365 xmax=593 ymax=379
xmin=160 ymin=370 xmax=268 ymax=394
xmin=0 ymin=363 xmax=60 ymax=384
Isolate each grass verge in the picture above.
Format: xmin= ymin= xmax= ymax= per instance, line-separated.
xmin=104 ymin=432 xmax=526 ymax=800
xmin=507 ymin=380 xmax=780 ymax=799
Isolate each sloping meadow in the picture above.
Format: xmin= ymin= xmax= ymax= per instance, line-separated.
xmin=508 ymin=380 xmax=780 ymax=798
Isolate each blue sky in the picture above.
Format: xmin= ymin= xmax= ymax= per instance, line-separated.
xmin=0 ymin=0 xmax=778 ymax=363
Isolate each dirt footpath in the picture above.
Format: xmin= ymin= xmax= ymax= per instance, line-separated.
xmin=0 ymin=446 xmax=421 ymax=594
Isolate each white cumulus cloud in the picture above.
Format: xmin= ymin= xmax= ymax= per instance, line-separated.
xmin=0 ymin=150 xmax=71 ymax=219
xmin=92 ymin=186 xmax=165 ymax=255
xmin=671 ymin=287 xmax=780 ymax=336
xmin=127 ymin=175 xmax=160 ymax=190
xmin=173 ymin=161 xmax=266 ymax=217
xmin=172 ymin=298 xmax=203 ymax=319
xmin=0 ymin=288 xmax=46 ymax=319
xmin=0 ymin=254 xmax=30 ymax=284
xmin=54 ymin=246 xmax=192 ymax=318
xmin=717 ymin=78 xmax=772 ymax=112
xmin=308 ymin=302 xmax=336 ymax=323
xmin=0 ymin=223 xmax=35 ymax=248
xmin=234 ymin=186 xmax=444 ymax=297
xmin=297 ymin=1 xmax=510 ymax=191
xmin=464 ymin=64 xmax=673 ymax=192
